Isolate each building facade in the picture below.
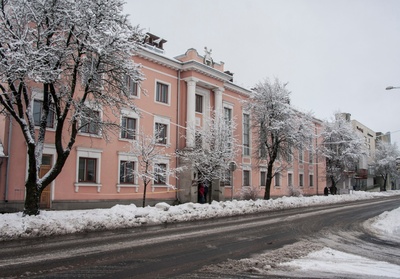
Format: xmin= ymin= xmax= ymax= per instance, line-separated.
xmin=0 ymin=34 xmax=326 ymax=212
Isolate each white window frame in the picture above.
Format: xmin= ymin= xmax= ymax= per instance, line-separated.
xmin=154 ymin=115 xmax=170 ymax=145
xmin=120 ymin=109 xmax=139 ymax=141
xmin=154 ymin=79 xmax=171 ymax=105
xmin=287 ymin=172 xmax=293 ymax=187
xmin=299 ymin=173 xmax=304 ymax=187
xmin=242 ymin=166 xmax=251 ymax=187
xmin=152 ymin=157 xmax=171 ymax=191
xmin=125 ymin=74 xmax=140 ymax=98
xmin=74 ymin=147 xmax=102 ymax=192
xmin=243 ymin=112 xmax=251 ymax=156
xmin=117 ymin=152 xmax=139 ymax=193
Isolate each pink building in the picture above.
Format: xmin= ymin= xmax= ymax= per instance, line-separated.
xmin=0 ymin=34 xmax=326 ymax=212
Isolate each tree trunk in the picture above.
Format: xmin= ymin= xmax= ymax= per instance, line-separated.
xmin=264 ymin=162 xmax=274 ymax=200
xmin=23 ymin=180 xmax=41 ymax=216
xmin=142 ymin=180 xmax=148 ymax=207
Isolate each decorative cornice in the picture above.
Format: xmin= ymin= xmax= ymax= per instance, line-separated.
xmin=136 ymin=46 xmax=252 ymax=96
xmin=224 ymin=82 xmax=251 ymax=97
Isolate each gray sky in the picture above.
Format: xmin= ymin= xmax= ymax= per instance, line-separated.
xmin=124 ymin=0 xmax=400 ymax=145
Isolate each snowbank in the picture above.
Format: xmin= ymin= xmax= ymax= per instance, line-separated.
xmin=1 ymin=190 xmax=399 ymax=241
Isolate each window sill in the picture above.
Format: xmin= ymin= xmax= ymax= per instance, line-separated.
xmin=74 ymin=183 xmax=102 ymax=193
xmin=78 ymin=132 xmax=102 ymax=138
xmin=117 ymin=184 xmax=139 ymax=193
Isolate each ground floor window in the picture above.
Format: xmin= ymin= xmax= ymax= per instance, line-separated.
xmin=260 ymin=171 xmax=266 ymax=187
xmin=120 ymin=161 xmax=135 ymax=184
xmin=243 ymin=170 xmax=250 ymax=186
xmin=78 ymin=157 xmax=97 ymax=182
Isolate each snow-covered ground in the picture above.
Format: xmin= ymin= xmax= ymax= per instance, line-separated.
xmin=1 ymin=190 xmax=400 ymax=278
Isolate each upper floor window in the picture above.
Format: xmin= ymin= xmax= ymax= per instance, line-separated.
xmin=156 ymin=82 xmax=169 ymax=104
xmin=155 ymin=122 xmax=168 ymax=145
xmin=33 ymin=100 xmax=54 ymax=128
xmin=81 ymin=107 xmax=100 ymax=135
xmin=224 ymin=107 xmax=232 ymax=123
xmin=121 ymin=116 xmax=136 ymax=140
xmin=125 ymin=75 xmax=138 ymax=97
xmin=243 ymin=113 xmax=250 ymax=156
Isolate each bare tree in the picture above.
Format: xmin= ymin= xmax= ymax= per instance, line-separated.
xmin=244 ymin=78 xmax=315 ymax=200
xmin=126 ymin=129 xmax=181 ymax=207
xmin=0 ymin=0 xmax=143 ymax=215
xmin=372 ymin=141 xmax=400 ymax=191
xmin=178 ymin=110 xmax=239 ymax=201
xmin=319 ymin=113 xmax=366 ymax=191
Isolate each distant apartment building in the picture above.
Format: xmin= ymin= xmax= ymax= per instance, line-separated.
xmin=338 ymin=113 xmax=393 ymax=191
xmin=0 ymin=33 xmax=326 ymax=212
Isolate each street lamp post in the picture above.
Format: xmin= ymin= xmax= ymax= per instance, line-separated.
xmin=386 ymin=86 xmax=400 ymax=90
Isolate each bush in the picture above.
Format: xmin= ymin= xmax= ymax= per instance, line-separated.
xmin=288 ymin=185 xmax=303 ymax=197
xmin=240 ymin=185 xmax=261 ymax=200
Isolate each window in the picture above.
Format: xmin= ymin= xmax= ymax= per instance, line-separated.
xmin=78 ymin=158 xmax=97 ymax=182
xmin=120 ymin=161 xmax=135 ymax=184
xmin=156 ymin=82 xmax=169 ymax=104
xmin=309 ymin=150 xmax=313 ymax=164
xmin=155 ymin=122 xmax=168 ymax=144
xmin=195 ymin=94 xmax=203 ymax=113
xmin=33 ymin=100 xmax=54 ymax=128
xmin=81 ymin=107 xmax=100 ymax=135
xmin=275 ymin=173 xmax=280 ymax=187
xmin=195 ymin=131 xmax=202 ymax=149
xmin=125 ymin=75 xmax=138 ymax=97
xmin=299 ymin=147 xmax=304 ymax=163
xmin=224 ymin=106 xmax=233 ymax=149
xmin=223 ymin=169 xmax=233 ymax=186
xmin=243 ymin=113 xmax=250 ymax=156
xmin=224 ymin=107 xmax=232 ymax=123
xmin=121 ymin=117 xmax=136 ymax=140
xmin=288 ymin=146 xmax=293 ymax=163
xmin=260 ymin=171 xmax=266 ymax=187
xmin=154 ymin=163 xmax=167 ymax=185
xmin=299 ymin=173 xmax=304 ymax=187
xmin=309 ymin=174 xmax=314 ymax=187
xmin=288 ymin=173 xmax=293 ymax=187
xmin=243 ymin=170 xmax=250 ymax=186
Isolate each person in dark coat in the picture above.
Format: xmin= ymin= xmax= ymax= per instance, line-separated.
xmin=198 ymin=183 xmax=205 ymax=204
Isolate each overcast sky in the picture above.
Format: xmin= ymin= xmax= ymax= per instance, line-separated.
xmin=124 ymin=0 xmax=400 ymax=145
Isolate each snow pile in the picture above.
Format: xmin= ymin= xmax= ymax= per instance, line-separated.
xmin=281 ymin=247 xmax=400 ymax=278
xmin=0 ymin=190 xmax=399 ymax=241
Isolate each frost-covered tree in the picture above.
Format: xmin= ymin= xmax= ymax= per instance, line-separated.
xmin=0 ymin=0 xmax=143 ymax=215
xmin=178 ymin=110 xmax=239 ymax=201
xmin=319 ymin=114 xmax=366 ymax=190
xmin=245 ymin=78 xmax=315 ymax=200
xmin=126 ymin=129 xmax=181 ymax=207
xmin=371 ymin=141 xmax=400 ymax=191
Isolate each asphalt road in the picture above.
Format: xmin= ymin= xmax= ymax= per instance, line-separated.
xmin=1 ymin=195 xmax=399 ymax=278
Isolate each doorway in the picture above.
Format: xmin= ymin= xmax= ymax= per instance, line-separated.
xmin=39 ymin=154 xmax=52 ymax=209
